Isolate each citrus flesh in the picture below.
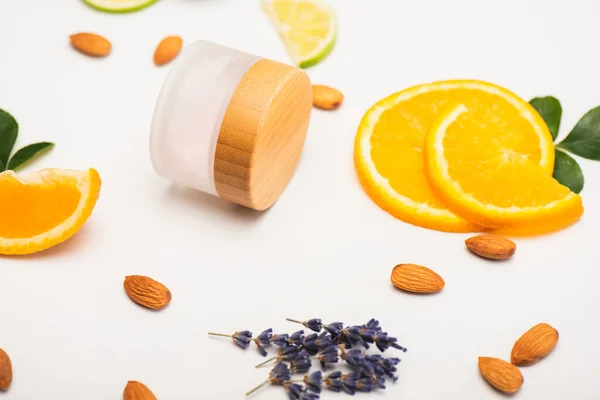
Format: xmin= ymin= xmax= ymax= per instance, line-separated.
xmin=354 ymin=80 xmax=555 ymax=233
xmin=262 ymin=0 xmax=337 ymax=68
xmin=0 ymin=168 xmax=101 ymax=255
xmin=426 ymin=104 xmax=583 ymax=230
xmin=82 ymin=0 xmax=158 ymax=13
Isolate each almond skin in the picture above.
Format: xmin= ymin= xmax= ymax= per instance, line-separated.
xmin=511 ymin=323 xmax=559 ymax=366
xmin=312 ymin=85 xmax=344 ymax=110
xmin=478 ymin=357 xmax=523 ymax=394
xmin=0 ymin=348 xmax=12 ymax=391
xmin=69 ymin=33 xmax=111 ymax=57
xmin=154 ymin=35 xmax=183 ymax=66
xmin=124 ymin=275 xmax=171 ymax=310
xmin=465 ymin=235 xmax=516 ymax=260
xmin=123 ymin=380 xmax=157 ymax=400
xmin=390 ymin=264 xmax=445 ymax=293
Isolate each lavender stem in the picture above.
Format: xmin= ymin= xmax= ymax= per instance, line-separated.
xmin=286 ymin=318 xmax=303 ymax=324
xmin=246 ymin=379 xmax=270 ymax=396
xmin=207 ymin=332 xmax=232 ymax=338
xmin=255 ymin=356 xmax=277 ymax=368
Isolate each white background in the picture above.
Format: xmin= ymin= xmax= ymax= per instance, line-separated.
xmin=0 ymin=0 xmax=599 ymax=399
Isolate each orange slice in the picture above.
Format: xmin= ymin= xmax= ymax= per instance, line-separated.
xmin=425 ymin=104 xmax=583 ymax=230
xmin=354 ymin=80 xmax=553 ymax=233
xmin=0 ymin=168 xmax=101 ymax=255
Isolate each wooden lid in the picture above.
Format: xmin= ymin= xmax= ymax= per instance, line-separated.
xmin=213 ymin=58 xmax=312 ymax=211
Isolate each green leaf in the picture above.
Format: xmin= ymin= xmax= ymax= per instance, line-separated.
xmin=6 ymin=142 xmax=54 ymax=171
xmin=0 ymin=158 xmax=5 ymax=172
xmin=0 ymin=108 xmax=18 ymax=168
xmin=553 ymin=149 xmax=584 ymax=194
xmin=557 ymin=105 xmax=600 ymax=160
xmin=530 ymin=96 xmax=562 ymax=141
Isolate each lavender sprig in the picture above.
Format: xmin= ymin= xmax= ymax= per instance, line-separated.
xmin=286 ymin=318 xmax=323 ymax=333
xmin=208 ymin=330 xmax=253 ymax=349
xmin=246 ymin=362 xmax=291 ymax=396
xmin=256 ymin=346 xmax=301 ymax=368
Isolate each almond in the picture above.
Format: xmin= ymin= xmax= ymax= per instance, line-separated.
xmin=0 ymin=348 xmax=12 ymax=391
xmin=390 ymin=264 xmax=445 ymax=293
xmin=478 ymin=357 xmax=523 ymax=394
xmin=69 ymin=33 xmax=112 ymax=57
xmin=154 ymin=35 xmax=183 ymax=66
xmin=123 ymin=380 xmax=157 ymax=400
xmin=511 ymin=323 xmax=559 ymax=366
xmin=465 ymin=235 xmax=516 ymax=260
xmin=124 ymin=275 xmax=171 ymax=310
xmin=312 ymin=85 xmax=344 ymax=110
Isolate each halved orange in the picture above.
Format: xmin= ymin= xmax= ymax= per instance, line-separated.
xmin=0 ymin=168 xmax=101 ymax=255
xmin=425 ymin=104 xmax=583 ymax=230
xmin=354 ymin=80 xmax=554 ymax=233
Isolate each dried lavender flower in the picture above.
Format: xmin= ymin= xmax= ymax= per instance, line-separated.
xmin=298 ymin=391 xmax=319 ymax=400
xmin=289 ymin=330 xmax=305 ymax=346
xmin=374 ymin=332 xmax=407 ymax=353
xmin=290 ymin=350 xmax=312 ymax=374
xmin=286 ymin=318 xmax=323 ymax=333
xmin=208 ymin=330 xmax=253 ymax=350
xmin=256 ymin=329 xmax=273 ymax=346
xmin=362 ymin=318 xmax=382 ymax=333
xmin=315 ymin=345 xmax=339 ymax=368
xmin=272 ymin=333 xmax=290 ymax=348
xmin=246 ymin=362 xmax=291 ymax=396
xmin=302 ymin=333 xmax=319 ymax=355
xmin=284 ymin=382 xmax=304 ymax=400
xmin=255 ymin=345 xmax=300 ymax=368
xmin=323 ymin=322 xmax=344 ymax=338
xmin=303 ymin=371 xmax=322 ymax=393
xmin=323 ymin=371 xmax=342 ymax=392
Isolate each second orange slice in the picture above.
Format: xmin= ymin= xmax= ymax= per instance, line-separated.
xmin=354 ymin=80 xmax=555 ymax=233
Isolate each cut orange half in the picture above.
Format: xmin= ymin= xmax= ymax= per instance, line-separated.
xmin=354 ymin=80 xmax=554 ymax=233
xmin=425 ymin=104 xmax=583 ymax=230
xmin=0 ymin=168 xmax=101 ymax=255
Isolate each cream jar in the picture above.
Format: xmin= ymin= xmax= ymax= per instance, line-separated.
xmin=150 ymin=40 xmax=313 ymax=210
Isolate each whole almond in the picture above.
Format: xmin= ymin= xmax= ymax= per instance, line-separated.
xmin=0 ymin=348 xmax=12 ymax=391
xmin=390 ymin=264 xmax=445 ymax=293
xmin=69 ymin=33 xmax=111 ymax=57
xmin=124 ymin=275 xmax=171 ymax=310
xmin=478 ymin=357 xmax=523 ymax=394
xmin=154 ymin=35 xmax=183 ymax=66
xmin=511 ymin=323 xmax=559 ymax=366
xmin=465 ymin=235 xmax=516 ymax=260
xmin=312 ymin=85 xmax=344 ymax=110
xmin=123 ymin=380 xmax=157 ymax=400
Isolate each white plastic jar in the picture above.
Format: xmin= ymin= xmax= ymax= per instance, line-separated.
xmin=150 ymin=40 xmax=313 ymax=211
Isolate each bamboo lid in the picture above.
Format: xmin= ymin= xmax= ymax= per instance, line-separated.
xmin=213 ymin=58 xmax=313 ymax=211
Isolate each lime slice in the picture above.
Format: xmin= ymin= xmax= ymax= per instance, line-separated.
xmin=262 ymin=0 xmax=337 ymax=68
xmin=82 ymin=0 xmax=159 ymax=13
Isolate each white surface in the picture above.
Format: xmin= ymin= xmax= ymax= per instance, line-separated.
xmin=0 ymin=0 xmax=599 ymax=399
xmin=150 ymin=40 xmax=260 ymax=196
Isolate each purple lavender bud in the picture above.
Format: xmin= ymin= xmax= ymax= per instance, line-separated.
xmin=341 ymin=348 xmax=364 ymax=367
xmin=323 ymin=322 xmax=344 ymax=338
xmin=356 ymin=377 xmax=374 ymax=392
xmin=303 ymin=319 xmax=323 ymax=333
xmin=253 ymin=339 xmax=268 ymax=357
xmin=302 ymin=333 xmax=319 ymax=355
xmin=232 ymin=331 xmax=253 ymax=349
xmin=341 ymin=372 xmax=359 ymax=395
xmin=304 ymin=371 xmax=323 ymax=393
xmin=359 ymin=328 xmax=376 ymax=344
xmin=324 ymin=371 xmax=342 ymax=393
xmin=291 ymin=350 xmax=312 ymax=374
xmin=281 ymin=345 xmax=301 ymax=362
xmin=256 ymin=329 xmax=273 ymax=346
xmin=363 ymin=318 xmax=382 ymax=333
xmin=270 ymin=362 xmax=291 ymax=384
xmin=273 ymin=334 xmax=290 ymax=348
xmin=284 ymin=383 xmax=304 ymax=400
xmin=317 ymin=345 xmax=339 ymax=368
xmin=315 ymin=332 xmax=332 ymax=350
xmin=289 ymin=330 xmax=305 ymax=346
xmin=299 ymin=391 xmax=319 ymax=400
xmin=374 ymin=332 xmax=407 ymax=352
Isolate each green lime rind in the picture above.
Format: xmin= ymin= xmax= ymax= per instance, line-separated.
xmin=82 ymin=0 xmax=159 ymax=13
xmin=298 ymin=26 xmax=337 ymax=69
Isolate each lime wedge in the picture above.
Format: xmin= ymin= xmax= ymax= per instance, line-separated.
xmin=262 ymin=0 xmax=337 ymax=68
xmin=82 ymin=0 xmax=159 ymax=13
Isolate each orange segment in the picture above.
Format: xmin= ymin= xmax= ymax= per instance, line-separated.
xmin=0 ymin=168 xmax=101 ymax=255
xmin=425 ymin=104 xmax=583 ymax=230
xmin=354 ymin=80 xmax=553 ymax=233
